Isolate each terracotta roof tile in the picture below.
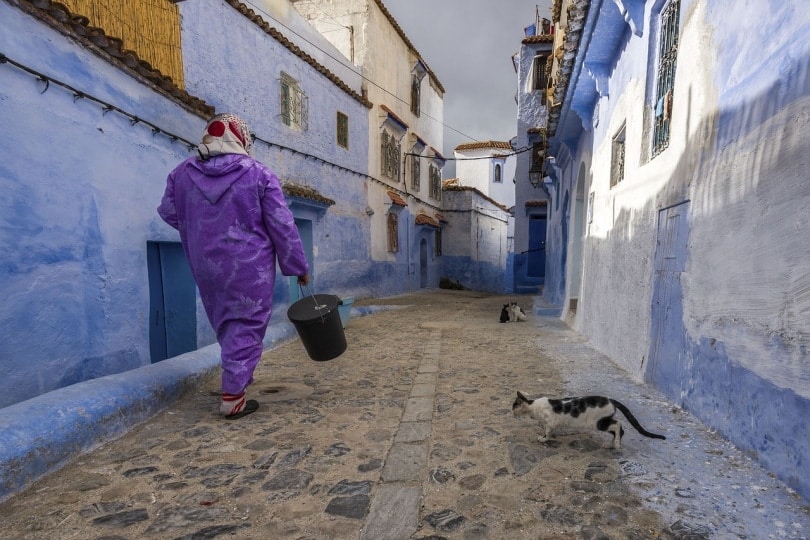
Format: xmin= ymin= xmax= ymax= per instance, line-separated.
xmin=387 ymin=190 xmax=407 ymax=206
xmin=522 ymin=34 xmax=555 ymax=44
xmin=525 ymin=200 xmax=548 ymax=207
xmin=283 ymin=183 xmax=336 ymax=206
xmin=17 ymin=0 xmax=214 ymax=118
xmin=415 ymin=213 xmax=439 ymax=227
xmin=454 ymin=140 xmax=513 ymax=152
xmin=435 ymin=213 xmax=447 ymax=223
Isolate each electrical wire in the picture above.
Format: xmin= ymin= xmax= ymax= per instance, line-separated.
xmin=241 ymin=0 xmax=484 ymax=145
xmin=0 ymin=51 xmax=446 ymax=211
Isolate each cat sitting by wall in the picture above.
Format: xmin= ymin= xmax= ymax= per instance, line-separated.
xmin=508 ymin=302 xmax=527 ymax=322
xmin=512 ymin=391 xmax=666 ymax=449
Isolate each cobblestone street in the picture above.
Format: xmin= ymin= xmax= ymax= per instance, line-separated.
xmin=0 ymin=291 xmax=807 ymax=539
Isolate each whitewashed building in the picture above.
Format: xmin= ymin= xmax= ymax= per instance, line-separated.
xmin=293 ymin=0 xmax=447 ymax=291
xmin=453 ymin=140 xmax=516 ymax=208
xmin=542 ymin=0 xmax=810 ymax=500
xmin=512 ymin=24 xmax=555 ymax=295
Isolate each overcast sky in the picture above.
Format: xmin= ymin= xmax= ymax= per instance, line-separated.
xmin=385 ymin=1 xmax=551 ymax=174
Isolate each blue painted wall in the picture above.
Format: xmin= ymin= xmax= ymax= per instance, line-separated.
xmin=0 ymin=0 xmax=372 ymax=409
xmin=177 ymin=0 xmax=372 ymax=309
xmin=0 ymin=3 xmax=203 ymax=408
xmin=545 ymin=0 xmax=810 ymax=499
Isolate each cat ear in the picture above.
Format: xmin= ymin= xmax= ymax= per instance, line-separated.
xmin=517 ymin=391 xmax=526 ymax=400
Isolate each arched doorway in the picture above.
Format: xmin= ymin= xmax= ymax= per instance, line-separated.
xmin=568 ymin=163 xmax=587 ymax=313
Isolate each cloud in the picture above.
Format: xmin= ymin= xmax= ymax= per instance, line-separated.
xmin=385 ymin=0 xmax=547 ymax=167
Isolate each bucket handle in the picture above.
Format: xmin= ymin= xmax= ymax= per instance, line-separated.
xmin=298 ymin=284 xmax=329 ymax=323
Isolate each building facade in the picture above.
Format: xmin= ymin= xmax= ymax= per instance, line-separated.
xmin=542 ymin=0 xmax=810 ymax=499
xmin=512 ymin=25 xmax=555 ymax=295
xmin=453 ymin=140 xmax=516 ymax=208
xmin=0 ymin=0 xmax=371 ymax=407
xmin=292 ymin=0 xmax=447 ymax=293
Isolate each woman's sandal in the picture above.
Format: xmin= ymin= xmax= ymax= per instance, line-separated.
xmin=225 ymin=399 xmax=260 ymax=420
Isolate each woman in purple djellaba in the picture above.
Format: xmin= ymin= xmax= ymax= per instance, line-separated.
xmin=158 ymin=113 xmax=309 ymax=419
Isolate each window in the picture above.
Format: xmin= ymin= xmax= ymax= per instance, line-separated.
xmin=410 ymin=75 xmax=421 ymax=117
xmin=531 ymin=55 xmax=548 ymax=91
xmin=387 ymin=213 xmax=399 ymax=252
xmin=411 ymin=153 xmax=421 ymax=191
xmin=280 ymin=74 xmax=308 ymax=130
xmin=336 ymin=111 xmax=348 ymax=149
xmin=527 ymin=54 xmax=549 ymax=102
xmin=530 ymin=142 xmax=545 ymax=174
xmin=434 ymin=228 xmax=442 ymax=256
xmin=494 ymin=163 xmax=502 ymax=183
xmin=381 ymin=129 xmax=401 ymax=181
xmin=611 ymin=124 xmax=626 ymax=188
xmin=429 ymin=164 xmax=441 ymax=201
xmin=652 ymin=0 xmax=680 ymax=157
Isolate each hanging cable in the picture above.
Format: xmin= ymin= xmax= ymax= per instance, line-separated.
xmin=1 ymin=51 xmax=445 ymax=211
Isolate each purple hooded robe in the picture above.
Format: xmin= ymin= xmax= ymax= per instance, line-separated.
xmin=157 ymin=153 xmax=309 ymax=394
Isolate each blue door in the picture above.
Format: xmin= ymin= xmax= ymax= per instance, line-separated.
xmin=647 ymin=202 xmax=690 ymax=399
xmin=528 ymin=215 xmax=547 ymax=278
xmin=147 ymin=241 xmax=197 ymax=362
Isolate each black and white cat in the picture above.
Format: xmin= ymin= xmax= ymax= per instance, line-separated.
xmin=512 ymin=391 xmax=666 ymax=449
xmin=508 ymin=302 xmax=527 ymax=322
xmin=500 ymin=304 xmax=511 ymax=323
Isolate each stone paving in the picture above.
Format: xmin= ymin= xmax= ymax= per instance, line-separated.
xmin=0 ymin=290 xmax=808 ymax=539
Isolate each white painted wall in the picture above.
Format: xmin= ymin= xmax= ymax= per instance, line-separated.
xmin=294 ymin=0 xmax=445 ymax=265
xmin=454 ymin=147 xmax=516 ymax=208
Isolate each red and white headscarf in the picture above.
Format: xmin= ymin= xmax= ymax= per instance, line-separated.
xmin=198 ymin=113 xmax=253 ymax=159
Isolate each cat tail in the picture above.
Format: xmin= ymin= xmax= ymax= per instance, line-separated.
xmin=609 ymin=399 xmax=666 ymax=440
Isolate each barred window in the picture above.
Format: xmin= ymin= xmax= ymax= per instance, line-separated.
xmin=336 ymin=111 xmax=348 ymax=149
xmin=387 ymin=213 xmax=399 ymax=252
xmin=494 ymin=163 xmax=502 ymax=183
xmin=611 ymin=124 xmax=626 ymax=188
xmin=411 ymin=154 xmax=421 ymax=191
xmin=280 ymin=74 xmax=308 ymax=130
xmin=381 ymin=129 xmax=401 ymax=181
xmin=429 ymin=164 xmax=441 ymax=201
xmin=652 ymin=0 xmax=680 ymax=157
xmin=410 ymin=75 xmax=421 ymax=117
xmin=531 ymin=54 xmax=548 ymax=92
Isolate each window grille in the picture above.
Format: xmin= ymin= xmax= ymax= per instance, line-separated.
xmin=280 ymin=75 xmax=308 ymax=130
xmin=533 ymin=55 xmax=548 ymax=91
xmin=611 ymin=124 xmax=626 ymax=188
xmin=429 ymin=164 xmax=441 ymax=201
xmin=381 ymin=130 xmax=401 ymax=181
xmin=410 ymin=75 xmax=421 ymax=117
xmin=652 ymin=0 xmax=680 ymax=157
xmin=387 ymin=213 xmax=399 ymax=252
xmin=336 ymin=111 xmax=348 ymax=148
xmin=411 ymin=154 xmax=421 ymax=191
xmin=494 ymin=163 xmax=502 ymax=183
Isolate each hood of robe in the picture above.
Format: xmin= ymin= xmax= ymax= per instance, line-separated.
xmin=186 ymin=154 xmax=253 ymax=204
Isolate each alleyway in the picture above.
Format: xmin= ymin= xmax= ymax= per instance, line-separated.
xmin=0 ymin=291 xmax=807 ymax=539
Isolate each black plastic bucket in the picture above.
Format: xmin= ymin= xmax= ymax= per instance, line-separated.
xmin=287 ymin=294 xmax=346 ymax=361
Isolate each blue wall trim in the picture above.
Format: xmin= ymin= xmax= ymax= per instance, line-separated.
xmin=685 ymin=336 xmax=810 ymax=500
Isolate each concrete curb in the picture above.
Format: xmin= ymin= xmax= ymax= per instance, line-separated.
xmin=0 ymin=307 xmax=399 ymax=502
xmin=0 ymin=321 xmax=302 ymax=501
